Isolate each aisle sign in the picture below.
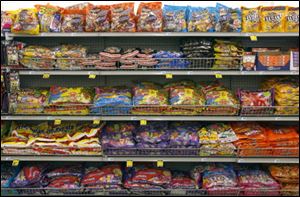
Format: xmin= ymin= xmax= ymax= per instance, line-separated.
xmin=12 ymin=160 xmax=19 ymax=166
xmin=54 ymin=119 xmax=62 ymax=125
xmin=140 ymin=119 xmax=147 ymax=125
xmin=126 ymin=160 xmax=133 ymax=167
xmin=157 ymin=160 xmax=164 ymax=167
xmin=42 ymin=73 xmax=50 ymax=79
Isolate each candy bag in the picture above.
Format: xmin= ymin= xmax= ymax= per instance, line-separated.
xmin=260 ymin=6 xmax=287 ymax=32
xmin=11 ymin=165 xmax=47 ymax=188
xmin=242 ymin=7 xmax=260 ymax=32
xmin=266 ymin=126 xmax=299 ymax=142
xmin=238 ymin=170 xmax=280 ymax=188
xmin=93 ymin=86 xmax=132 ymax=107
xmin=187 ymin=6 xmax=217 ymax=32
xmin=137 ymin=2 xmax=162 ymax=32
xmin=215 ymin=3 xmax=241 ymax=32
xmin=49 ymin=86 xmax=92 ymax=105
xmin=111 ymin=3 xmax=136 ymax=32
xmin=12 ymin=8 xmax=39 ymax=34
xmin=169 ymin=172 xmax=197 ymax=189
xmin=203 ymin=167 xmax=238 ymax=189
xmin=239 ymin=89 xmax=274 ymax=106
xmin=61 ymin=8 xmax=85 ymax=32
xmin=163 ymin=5 xmax=187 ymax=32
xmin=35 ymin=4 xmax=61 ymax=32
xmin=285 ymin=7 xmax=299 ymax=32
xmin=1 ymin=11 xmax=15 ymax=33
xmin=85 ymin=4 xmax=110 ymax=32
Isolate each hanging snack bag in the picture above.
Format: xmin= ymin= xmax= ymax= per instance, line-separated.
xmin=242 ymin=7 xmax=260 ymax=32
xmin=35 ymin=4 xmax=62 ymax=32
xmin=137 ymin=2 xmax=163 ymax=32
xmin=163 ymin=5 xmax=187 ymax=32
xmin=61 ymin=7 xmax=86 ymax=32
xmin=85 ymin=4 xmax=110 ymax=32
xmin=260 ymin=6 xmax=287 ymax=32
xmin=111 ymin=3 xmax=136 ymax=32
xmin=216 ymin=3 xmax=241 ymax=32
xmin=12 ymin=8 xmax=39 ymax=34
xmin=285 ymin=7 xmax=299 ymax=32
xmin=187 ymin=6 xmax=217 ymax=32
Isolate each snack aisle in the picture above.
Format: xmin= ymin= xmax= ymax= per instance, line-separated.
xmin=1 ymin=1 xmax=299 ymax=196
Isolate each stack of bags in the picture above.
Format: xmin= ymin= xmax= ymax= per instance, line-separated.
xmin=54 ymin=45 xmax=87 ymax=69
xmin=153 ymin=51 xmax=189 ymax=69
xmin=269 ymin=165 xmax=299 ymax=196
xmin=198 ymin=123 xmax=238 ymax=156
xmin=213 ymin=40 xmax=243 ymax=70
xmin=98 ymin=47 xmax=121 ymax=70
xmin=120 ymin=48 xmax=158 ymax=69
xmin=262 ymin=77 xmax=299 ymax=115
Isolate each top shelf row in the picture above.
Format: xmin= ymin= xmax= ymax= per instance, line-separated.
xmin=2 ymin=32 xmax=299 ymax=38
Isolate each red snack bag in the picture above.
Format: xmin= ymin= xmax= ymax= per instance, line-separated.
xmin=130 ymin=168 xmax=172 ymax=186
xmin=266 ymin=126 xmax=299 ymax=142
xmin=61 ymin=8 xmax=86 ymax=32
xmin=111 ymin=3 xmax=136 ymax=32
xmin=137 ymin=2 xmax=163 ymax=32
xmin=85 ymin=4 xmax=110 ymax=32
xmin=47 ymin=176 xmax=80 ymax=188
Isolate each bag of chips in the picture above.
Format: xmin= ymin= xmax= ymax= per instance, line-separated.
xmin=285 ymin=7 xmax=299 ymax=32
xmin=85 ymin=4 xmax=110 ymax=32
xmin=163 ymin=5 xmax=187 ymax=32
xmin=242 ymin=7 xmax=260 ymax=32
xmin=260 ymin=6 xmax=287 ymax=32
xmin=137 ymin=2 xmax=163 ymax=32
xmin=35 ymin=4 xmax=62 ymax=32
xmin=12 ymin=8 xmax=39 ymax=34
xmin=111 ymin=3 xmax=136 ymax=32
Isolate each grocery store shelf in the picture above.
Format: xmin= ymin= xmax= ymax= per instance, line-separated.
xmin=1 ymin=155 xmax=298 ymax=163
xmin=5 ymin=32 xmax=300 ymax=38
xmin=1 ymin=115 xmax=299 ymax=121
xmin=16 ymin=70 xmax=300 ymax=76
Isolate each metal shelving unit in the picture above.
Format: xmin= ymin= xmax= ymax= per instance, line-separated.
xmin=1 ymin=155 xmax=298 ymax=163
xmin=1 ymin=115 xmax=299 ymax=121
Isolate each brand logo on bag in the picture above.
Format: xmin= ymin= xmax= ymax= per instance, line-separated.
xmin=265 ymin=13 xmax=282 ymax=22
xmin=246 ymin=11 xmax=259 ymax=22
xmin=287 ymin=13 xmax=299 ymax=23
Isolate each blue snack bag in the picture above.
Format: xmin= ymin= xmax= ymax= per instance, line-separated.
xmin=163 ymin=5 xmax=188 ymax=32
xmin=216 ymin=3 xmax=242 ymax=32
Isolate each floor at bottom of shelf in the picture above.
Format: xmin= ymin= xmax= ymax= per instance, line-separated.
xmin=1 ymin=155 xmax=299 ymax=163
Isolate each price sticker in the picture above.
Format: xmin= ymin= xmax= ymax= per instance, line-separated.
xmin=89 ymin=74 xmax=96 ymax=79
xmin=126 ymin=160 xmax=133 ymax=168
xmin=93 ymin=120 xmax=100 ymax=125
xmin=140 ymin=119 xmax=147 ymax=125
xmin=12 ymin=160 xmax=19 ymax=166
xmin=43 ymin=73 xmax=50 ymax=79
xmin=250 ymin=35 xmax=258 ymax=41
xmin=54 ymin=119 xmax=61 ymax=125
xmin=157 ymin=160 xmax=164 ymax=167
xmin=166 ymin=73 xmax=173 ymax=79
xmin=215 ymin=73 xmax=223 ymax=79
xmin=1 ymin=75 xmax=4 ymax=82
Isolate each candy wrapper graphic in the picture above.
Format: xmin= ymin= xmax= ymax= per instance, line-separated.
xmin=242 ymin=7 xmax=260 ymax=32
xmin=260 ymin=6 xmax=287 ymax=32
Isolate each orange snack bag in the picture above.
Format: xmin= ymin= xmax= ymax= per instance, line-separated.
xmin=111 ymin=3 xmax=136 ymax=32
xmin=85 ymin=4 xmax=110 ymax=32
xmin=137 ymin=2 xmax=163 ymax=32
xmin=266 ymin=126 xmax=299 ymax=142
xmin=61 ymin=7 xmax=87 ymax=32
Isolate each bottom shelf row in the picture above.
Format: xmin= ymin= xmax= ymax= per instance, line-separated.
xmin=1 ymin=162 xmax=298 ymax=196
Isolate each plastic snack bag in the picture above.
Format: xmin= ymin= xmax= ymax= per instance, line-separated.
xmin=35 ymin=4 xmax=61 ymax=32
xmin=285 ymin=7 xmax=299 ymax=32
xmin=12 ymin=8 xmax=39 ymax=34
xmin=61 ymin=8 xmax=85 ymax=32
xmin=111 ymin=3 xmax=136 ymax=32
xmin=1 ymin=11 xmax=15 ymax=33
xmin=239 ymin=89 xmax=274 ymax=107
xmin=187 ymin=6 xmax=217 ymax=32
xmin=242 ymin=7 xmax=260 ymax=32
xmin=137 ymin=2 xmax=163 ymax=32
xmin=260 ymin=6 xmax=287 ymax=32
xmin=85 ymin=4 xmax=110 ymax=32
xmin=163 ymin=5 xmax=187 ymax=32
xmin=215 ymin=3 xmax=241 ymax=32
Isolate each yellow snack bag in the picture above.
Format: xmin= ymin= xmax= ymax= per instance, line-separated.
xmin=12 ymin=8 xmax=40 ymax=34
xmin=286 ymin=7 xmax=299 ymax=32
xmin=242 ymin=7 xmax=260 ymax=32
xmin=260 ymin=6 xmax=287 ymax=32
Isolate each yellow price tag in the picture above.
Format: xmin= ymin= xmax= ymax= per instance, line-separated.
xmin=140 ymin=119 xmax=147 ymax=125
xmin=126 ymin=160 xmax=133 ymax=168
xmin=89 ymin=74 xmax=96 ymax=79
xmin=157 ymin=160 xmax=164 ymax=167
xmin=215 ymin=73 xmax=223 ymax=79
xmin=166 ymin=73 xmax=173 ymax=79
xmin=93 ymin=120 xmax=100 ymax=125
xmin=1 ymin=75 xmax=3 ymax=82
xmin=42 ymin=73 xmax=50 ymax=79
xmin=12 ymin=160 xmax=19 ymax=166
xmin=54 ymin=119 xmax=61 ymax=125
xmin=250 ymin=35 xmax=257 ymax=41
